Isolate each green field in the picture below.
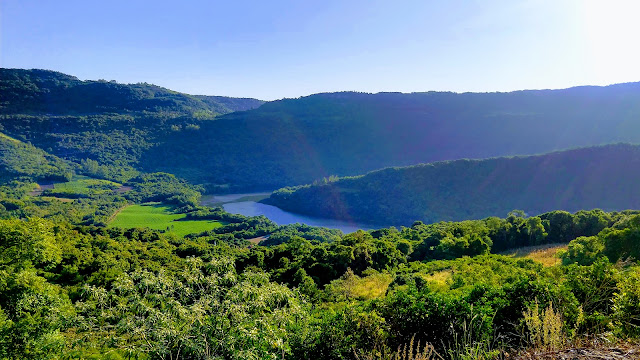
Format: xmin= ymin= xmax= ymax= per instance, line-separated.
xmin=109 ymin=203 xmax=224 ymax=237
xmin=51 ymin=175 xmax=121 ymax=195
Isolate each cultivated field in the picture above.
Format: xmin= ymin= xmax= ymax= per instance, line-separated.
xmin=109 ymin=203 xmax=224 ymax=237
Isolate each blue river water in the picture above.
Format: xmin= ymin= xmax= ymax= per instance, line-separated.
xmin=202 ymin=193 xmax=378 ymax=234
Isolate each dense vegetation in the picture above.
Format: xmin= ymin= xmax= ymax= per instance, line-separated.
xmin=3 ymin=128 xmax=639 ymax=358
xmin=0 ymin=130 xmax=204 ymax=228
xmin=146 ymin=83 xmax=640 ymax=189
xmin=0 ymin=68 xmax=263 ymax=115
xmin=2 ymin=67 xmax=640 ymax=359
xmin=1 ymin=207 xmax=639 ymax=359
xmin=0 ymin=68 xmax=263 ymax=185
xmin=4 ymin=68 xmax=640 ymax=190
xmin=0 ymin=133 xmax=72 ymax=183
xmin=265 ymin=144 xmax=640 ymax=225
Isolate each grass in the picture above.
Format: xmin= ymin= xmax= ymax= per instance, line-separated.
xmin=0 ymin=132 xmax=20 ymax=143
xmin=51 ymin=175 xmax=121 ymax=195
xmin=331 ymin=270 xmax=394 ymax=300
xmin=109 ymin=203 xmax=225 ymax=237
xmin=422 ymin=270 xmax=453 ymax=285
xmin=501 ymin=243 xmax=568 ymax=267
xmin=247 ymin=236 xmax=268 ymax=245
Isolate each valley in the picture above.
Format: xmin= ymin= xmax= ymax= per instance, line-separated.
xmin=1 ymin=68 xmax=639 ymax=360
xmin=212 ymin=192 xmax=379 ymax=233
xmin=264 ymin=144 xmax=640 ymax=225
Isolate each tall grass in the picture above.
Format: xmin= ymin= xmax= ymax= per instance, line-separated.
xmin=355 ymin=335 xmax=443 ymax=360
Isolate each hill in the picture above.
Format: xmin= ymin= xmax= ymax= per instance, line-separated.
xmin=264 ymin=144 xmax=640 ymax=225
xmin=0 ymin=68 xmax=263 ymax=115
xmin=141 ymin=83 xmax=640 ymax=190
xmin=0 ymin=68 xmax=264 ymax=182
xmin=3 ymin=68 xmax=640 ymax=190
xmin=0 ymin=132 xmax=72 ymax=183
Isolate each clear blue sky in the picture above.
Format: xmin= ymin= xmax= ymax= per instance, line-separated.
xmin=2 ymin=0 xmax=639 ymax=100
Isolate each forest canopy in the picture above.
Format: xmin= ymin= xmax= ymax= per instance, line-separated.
xmin=264 ymin=144 xmax=640 ymax=225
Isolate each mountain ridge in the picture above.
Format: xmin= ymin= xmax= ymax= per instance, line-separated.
xmin=0 ymin=68 xmax=264 ymax=115
xmin=3 ymin=68 xmax=640 ymax=191
xmin=264 ymin=143 xmax=640 ymax=225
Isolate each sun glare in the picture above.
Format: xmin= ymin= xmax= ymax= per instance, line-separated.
xmin=581 ymin=0 xmax=640 ymax=83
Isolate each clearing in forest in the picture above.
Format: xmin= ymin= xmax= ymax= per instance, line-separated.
xmin=502 ymin=243 xmax=568 ymax=267
xmin=108 ymin=203 xmax=224 ymax=237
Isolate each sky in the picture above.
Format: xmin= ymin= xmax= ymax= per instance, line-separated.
xmin=2 ymin=0 xmax=640 ymax=100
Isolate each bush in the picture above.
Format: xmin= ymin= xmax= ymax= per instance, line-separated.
xmin=611 ymin=267 xmax=640 ymax=337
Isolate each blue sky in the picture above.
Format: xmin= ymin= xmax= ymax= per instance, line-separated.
xmin=2 ymin=0 xmax=639 ymax=100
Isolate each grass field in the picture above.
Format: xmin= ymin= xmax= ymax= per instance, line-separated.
xmin=501 ymin=243 xmax=568 ymax=267
xmin=109 ymin=203 xmax=225 ymax=237
xmin=0 ymin=132 xmax=20 ymax=143
xmin=52 ymin=175 xmax=121 ymax=195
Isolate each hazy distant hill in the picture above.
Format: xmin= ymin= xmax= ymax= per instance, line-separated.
xmin=2 ymin=68 xmax=640 ymax=190
xmin=147 ymin=84 xmax=640 ymax=190
xmin=264 ymin=144 xmax=640 ymax=225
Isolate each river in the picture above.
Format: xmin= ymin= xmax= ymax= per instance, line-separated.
xmin=201 ymin=192 xmax=378 ymax=234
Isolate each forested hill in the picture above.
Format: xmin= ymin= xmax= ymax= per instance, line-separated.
xmin=146 ymin=82 xmax=640 ymax=189
xmin=264 ymin=144 xmax=640 ymax=225
xmin=0 ymin=68 xmax=264 ymax=115
xmin=0 ymin=132 xmax=72 ymax=183
xmin=2 ymin=68 xmax=640 ymax=190
xmin=0 ymin=68 xmax=264 ymax=183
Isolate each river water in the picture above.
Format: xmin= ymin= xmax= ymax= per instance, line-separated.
xmin=201 ymin=192 xmax=377 ymax=234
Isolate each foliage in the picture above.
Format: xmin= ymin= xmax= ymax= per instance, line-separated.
xmin=0 ymin=133 xmax=73 ymax=183
xmin=265 ymin=145 xmax=640 ymax=225
xmin=523 ymin=300 xmax=566 ymax=350
xmin=561 ymin=258 xmax=621 ymax=333
xmin=611 ymin=267 xmax=640 ymax=337
xmin=4 ymin=68 xmax=640 ymax=191
xmin=601 ymin=214 xmax=640 ymax=263
xmin=0 ymin=206 xmax=638 ymax=358
xmin=560 ymin=236 xmax=604 ymax=266
xmin=0 ymin=68 xmax=263 ymax=115
xmin=0 ymin=68 xmax=263 ymax=187
xmin=4 ymin=67 xmax=640 ymax=358
xmin=354 ymin=334 xmax=441 ymax=360
xmin=125 ymin=172 xmax=202 ymax=207
xmin=76 ymin=259 xmax=308 ymax=359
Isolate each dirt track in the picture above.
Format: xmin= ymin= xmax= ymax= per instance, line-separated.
xmin=515 ymin=346 xmax=640 ymax=359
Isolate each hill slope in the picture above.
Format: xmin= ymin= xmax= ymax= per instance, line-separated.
xmin=144 ymin=84 xmax=640 ymax=189
xmin=0 ymin=68 xmax=263 ymax=115
xmin=264 ymin=144 xmax=640 ymax=225
xmin=0 ymin=68 xmax=264 ymax=182
xmin=3 ymin=68 xmax=640 ymax=190
xmin=0 ymin=132 xmax=72 ymax=183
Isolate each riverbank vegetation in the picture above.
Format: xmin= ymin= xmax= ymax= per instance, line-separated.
xmin=265 ymin=144 xmax=640 ymax=225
